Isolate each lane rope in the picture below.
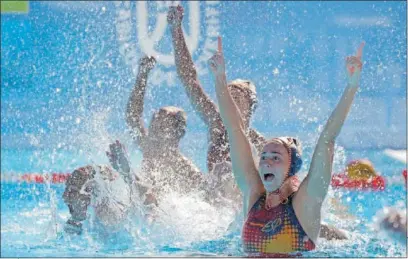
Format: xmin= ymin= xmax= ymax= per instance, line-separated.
xmin=1 ymin=172 xmax=71 ymax=184
xmin=1 ymin=169 xmax=407 ymax=187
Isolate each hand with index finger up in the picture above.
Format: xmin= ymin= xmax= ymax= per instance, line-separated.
xmin=208 ymin=36 xmax=226 ymax=77
xmin=346 ymin=42 xmax=365 ymax=87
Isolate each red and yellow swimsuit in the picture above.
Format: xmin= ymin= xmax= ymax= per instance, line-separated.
xmin=242 ymin=194 xmax=315 ymax=256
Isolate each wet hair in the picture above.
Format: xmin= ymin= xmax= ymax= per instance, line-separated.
xmin=267 ymin=137 xmax=303 ymax=177
xmin=150 ymin=106 xmax=187 ymax=139
xmin=227 ymin=79 xmax=258 ymax=115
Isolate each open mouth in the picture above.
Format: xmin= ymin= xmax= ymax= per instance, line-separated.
xmin=264 ymin=173 xmax=275 ymax=182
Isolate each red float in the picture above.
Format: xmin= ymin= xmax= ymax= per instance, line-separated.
xmin=1 ymin=172 xmax=71 ymax=184
xmin=331 ymin=173 xmax=386 ymax=191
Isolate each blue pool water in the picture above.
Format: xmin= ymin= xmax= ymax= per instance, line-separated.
xmin=1 ymin=147 xmax=406 ymax=257
xmin=1 ymin=1 xmax=406 ymax=257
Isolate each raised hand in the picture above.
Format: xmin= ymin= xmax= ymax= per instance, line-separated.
xmin=208 ymin=36 xmax=226 ymax=77
xmin=106 ymin=140 xmax=131 ymax=178
xmin=139 ymin=56 xmax=156 ymax=74
xmin=167 ymin=5 xmax=184 ymax=27
xmin=346 ymin=42 xmax=365 ymax=87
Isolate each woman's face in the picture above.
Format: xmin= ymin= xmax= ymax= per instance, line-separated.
xmin=259 ymin=142 xmax=290 ymax=192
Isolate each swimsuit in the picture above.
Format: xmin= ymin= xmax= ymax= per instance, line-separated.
xmin=242 ymin=194 xmax=315 ymax=256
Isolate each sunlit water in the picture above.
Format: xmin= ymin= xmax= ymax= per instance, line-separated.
xmin=1 ymin=148 xmax=406 ymax=257
xmin=1 ymin=1 xmax=406 ymax=257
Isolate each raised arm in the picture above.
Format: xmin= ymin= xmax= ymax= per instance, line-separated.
xmin=293 ymin=42 xmax=365 ymax=242
xmin=167 ymin=5 xmax=222 ymax=129
xmin=305 ymin=42 xmax=364 ymax=198
xmin=126 ymin=56 xmax=156 ymax=147
xmin=168 ymin=6 xmax=231 ymax=172
xmin=209 ymin=37 xmax=263 ymax=196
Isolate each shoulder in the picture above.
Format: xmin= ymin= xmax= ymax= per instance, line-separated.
xmin=247 ymin=189 xmax=266 ymax=215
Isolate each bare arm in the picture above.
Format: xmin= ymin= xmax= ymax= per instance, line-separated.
xmin=168 ymin=6 xmax=221 ymax=127
xmin=293 ymin=42 xmax=365 ymax=242
xmin=168 ymin=6 xmax=230 ymax=172
xmin=126 ymin=56 xmax=156 ymax=147
xmin=209 ymin=37 xmax=263 ymax=197
xmin=299 ymin=42 xmax=365 ymax=200
xmin=306 ymin=84 xmax=359 ymax=195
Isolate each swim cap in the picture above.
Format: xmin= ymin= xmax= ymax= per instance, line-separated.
xmin=345 ymin=159 xmax=377 ymax=180
xmin=270 ymin=137 xmax=303 ymax=177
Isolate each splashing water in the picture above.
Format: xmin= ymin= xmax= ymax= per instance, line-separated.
xmin=2 ymin=1 xmax=407 ymax=257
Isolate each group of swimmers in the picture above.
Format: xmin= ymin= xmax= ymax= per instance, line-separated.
xmin=63 ymin=5 xmax=370 ymax=256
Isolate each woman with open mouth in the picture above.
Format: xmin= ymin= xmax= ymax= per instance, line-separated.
xmin=208 ymin=36 xmax=364 ymax=256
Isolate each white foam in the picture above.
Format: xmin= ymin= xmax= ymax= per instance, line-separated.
xmin=145 ymin=190 xmax=237 ymax=245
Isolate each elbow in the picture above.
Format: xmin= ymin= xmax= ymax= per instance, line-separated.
xmin=125 ymin=107 xmax=132 ymax=124
xmin=319 ymin=123 xmax=339 ymax=144
xmin=228 ymin=123 xmax=248 ymax=145
xmin=224 ymin=117 xmax=246 ymax=136
xmin=125 ymin=110 xmax=136 ymax=128
xmin=177 ymin=67 xmax=197 ymax=84
xmin=317 ymin=134 xmax=336 ymax=155
xmin=319 ymin=132 xmax=335 ymax=144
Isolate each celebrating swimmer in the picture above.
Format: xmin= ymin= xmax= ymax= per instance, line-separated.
xmin=63 ymin=56 xmax=205 ymax=234
xmin=168 ymin=5 xmax=269 ymax=206
xmin=126 ymin=56 xmax=205 ymax=195
xmin=167 ymin=4 xmax=347 ymax=241
xmin=208 ymin=36 xmax=364 ymax=255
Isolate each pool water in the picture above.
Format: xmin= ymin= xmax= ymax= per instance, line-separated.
xmin=1 ymin=148 xmax=406 ymax=257
xmin=1 ymin=1 xmax=406 ymax=257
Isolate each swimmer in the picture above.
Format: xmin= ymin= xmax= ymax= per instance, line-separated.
xmin=168 ymin=5 xmax=266 ymax=206
xmin=377 ymin=170 xmax=407 ymax=243
xmin=63 ymin=142 xmax=152 ymax=235
xmin=208 ymin=37 xmax=364 ymax=255
xmin=126 ymin=56 xmax=205 ymax=196
xmin=379 ymin=208 xmax=407 ymax=242
xmin=345 ymin=159 xmax=378 ymax=180
xmin=167 ymin=5 xmax=347 ymax=241
xmin=331 ymin=159 xmax=385 ymax=190
xmin=63 ymin=56 xmax=205 ymax=234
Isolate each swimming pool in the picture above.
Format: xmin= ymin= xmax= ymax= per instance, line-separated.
xmin=1 ymin=1 xmax=406 ymax=257
xmin=1 ymin=147 xmax=406 ymax=257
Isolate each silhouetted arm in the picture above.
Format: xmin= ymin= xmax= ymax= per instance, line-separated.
xmin=168 ymin=6 xmax=221 ymax=128
xmin=126 ymin=56 xmax=156 ymax=147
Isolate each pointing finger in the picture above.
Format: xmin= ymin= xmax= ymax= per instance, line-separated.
xmin=356 ymin=42 xmax=365 ymax=59
xmin=218 ymin=36 xmax=223 ymax=53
